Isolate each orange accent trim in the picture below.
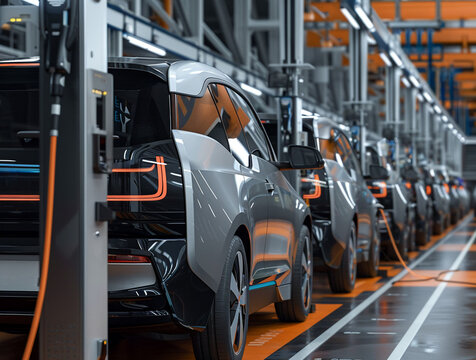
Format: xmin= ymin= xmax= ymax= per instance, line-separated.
xmin=0 ymin=156 xmax=167 ymax=202
xmin=111 ymin=163 xmax=156 ymax=173
xmin=426 ymin=185 xmax=432 ymax=196
xmin=368 ymin=182 xmax=387 ymax=198
xmin=107 ymin=156 xmax=167 ymax=202
xmin=405 ymin=182 xmax=412 ymax=190
xmin=303 ymin=174 xmax=322 ymax=199
xmin=444 ymin=183 xmax=450 ymax=194
xmin=0 ymin=194 xmax=39 ymax=201
xmin=0 ymin=63 xmax=40 ymax=67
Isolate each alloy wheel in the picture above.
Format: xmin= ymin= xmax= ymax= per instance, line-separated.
xmin=229 ymin=251 xmax=247 ymax=355
xmin=301 ymin=234 xmax=312 ymax=310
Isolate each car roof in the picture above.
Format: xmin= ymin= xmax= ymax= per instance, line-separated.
xmin=1 ymin=56 xmax=241 ymax=98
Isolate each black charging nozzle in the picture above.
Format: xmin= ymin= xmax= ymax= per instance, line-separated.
xmin=42 ymin=0 xmax=77 ymax=126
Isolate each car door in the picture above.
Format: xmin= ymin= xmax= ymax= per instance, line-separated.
xmin=335 ymin=132 xmax=373 ymax=248
xmin=210 ymin=84 xmax=269 ymax=284
xmin=227 ymin=88 xmax=296 ymax=285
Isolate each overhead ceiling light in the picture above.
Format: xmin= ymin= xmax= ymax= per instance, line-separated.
xmin=366 ymin=34 xmax=376 ymax=45
xmin=240 ymin=83 xmax=262 ymax=97
xmin=462 ymin=137 xmax=466 ymax=143
xmin=452 ymin=129 xmax=458 ymax=135
xmin=355 ymin=5 xmax=375 ymax=31
xmin=401 ymin=77 xmax=411 ymax=88
xmin=23 ymin=0 xmax=39 ymax=5
xmin=389 ymin=50 xmax=403 ymax=68
xmin=434 ymin=105 xmax=442 ymax=114
xmin=442 ymin=115 xmax=448 ymax=122
xmin=416 ymin=93 xmax=424 ymax=102
xmin=423 ymin=91 xmax=433 ymax=103
xmin=379 ymin=52 xmax=392 ymax=67
xmin=123 ymin=34 xmax=167 ymax=56
xmin=448 ymin=123 xmax=454 ymax=129
xmin=340 ymin=7 xmax=361 ymax=30
xmin=409 ymin=75 xmax=420 ymax=88
xmin=301 ymin=109 xmax=313 ymax=116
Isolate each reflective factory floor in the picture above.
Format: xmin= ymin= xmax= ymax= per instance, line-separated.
xmin=1 ymin=214 xmax=475 ymax=360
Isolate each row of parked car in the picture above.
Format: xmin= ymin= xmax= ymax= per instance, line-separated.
xmin=0 ymin=58 xmax=471 ymax=360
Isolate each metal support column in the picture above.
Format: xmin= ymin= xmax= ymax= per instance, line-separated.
xmin=405 ymin=87 xmax=417 ymax=165
xmin=40 ymin=1 xmax=111 ymax=359
xmin=422 ymin=103 xmax=431 ymax=161
xmin=385 ymin=65 xmax=401 ymax=175
xmin=348 ymin=0 xmax=369 ymax=172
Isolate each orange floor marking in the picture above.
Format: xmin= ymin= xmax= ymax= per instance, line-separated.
xmin=408 ymin=251 xmax=419 ymax=260
xmin=437 ymin=244 xmax=476 ymax=252
xmin=394 ymin=270 xmax=476 ymax=287
xmin=243 ymin=303 xmax=341 ymax=360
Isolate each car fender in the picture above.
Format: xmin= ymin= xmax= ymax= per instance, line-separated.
xmin=172 ymin=129 xmax=247 ymax=293
xmin=323 ymin=160 xmax=356 ymax=267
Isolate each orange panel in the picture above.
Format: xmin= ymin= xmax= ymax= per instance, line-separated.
xmin=373 ymin=1 xmax=476 ymax=21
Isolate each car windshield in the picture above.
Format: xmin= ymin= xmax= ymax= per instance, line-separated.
xmin=0 ymin=67 xmax=170 ymax=149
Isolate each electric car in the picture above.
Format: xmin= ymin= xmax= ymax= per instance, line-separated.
xmin=422 ymin=165 xmax=451 ymax=234
xmin=400 ymin=162 xmax=433 ymax=247
xmin=0 ymin=58 xmax=323 ymax=360
xmin=262 ymin=117 xmax=382 ymax=293
xmin=365 ymin=141 xmax=416 ymax=260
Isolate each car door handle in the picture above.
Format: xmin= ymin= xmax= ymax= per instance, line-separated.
xmin=265 ymin=180 xmax=275 ymax=192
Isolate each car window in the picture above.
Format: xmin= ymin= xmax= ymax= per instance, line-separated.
xmin=340 ymin=135 xmax=361 ymax=176
xmin=111 ymin=69 xmax=170 ymax=147
xmin=209 ymin=83 xmax=250 ymax=166
xmin=173 ymin=87 xmax=229 ymax=150
xmin=226 ymin=88 xmax=271 ymax=161
xmin=318 ymin=137 xmax=337 ymax=161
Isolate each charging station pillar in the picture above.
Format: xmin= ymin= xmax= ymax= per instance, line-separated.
xmin=39 ymin=1 xmax=111 ymax=359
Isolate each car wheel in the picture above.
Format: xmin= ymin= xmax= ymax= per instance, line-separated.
xmin=358 ymin=214 xmax=381 ymax=278
xmin=192 ymin=235 xmax=249 ymax=360
xmin=328 ymin=222 xmax=357 ymax=293
xmin=275 ymin=226 xmax=312 ymax=322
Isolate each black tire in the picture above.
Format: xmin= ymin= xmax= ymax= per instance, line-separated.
xmin=416 ymin=219 xmax=431 ymax=246
xmin=358 ymin=214 xmax=381 ymax=278
xmin=328 ymin=222 xmax=357 ymax=293
xmin=275 ymin=226 xmax=313 ymax=322
xmin=192 ymin=236 xmax=249 ymax=360
xmin=388 ymin=223 xmax=408 ymax=261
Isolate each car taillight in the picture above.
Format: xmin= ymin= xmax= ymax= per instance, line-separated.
xmin=302 ymin=174 xmax=322 ymax=200
xmin=426 ymin=185 xmax=432 ymax=196
xmin=368 ymin=181 xmax=387 ymax=198
xmin=443 ymin=183 xmax=450 ymax=194
xmin=108 ymin=254 xmax=150 ymax=263
xmin=405 ymin=182 xmax=412 ymax=190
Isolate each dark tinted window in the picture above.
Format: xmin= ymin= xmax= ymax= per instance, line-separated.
xmin=227 ymin=88 xmax=271 ymax=161
xmin=210 ymin=84 xmax=250 ymax=166
xmin=174 ymin=87 xmax=229 ymax=149
xmin=335 ymin=133 xmax=361 ymax=175
xmin=111 ymin=69 xmax=170 ymax=147
xmin=0 ymin=68 xmax=39 ymax=148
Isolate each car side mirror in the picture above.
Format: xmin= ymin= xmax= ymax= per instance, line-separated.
xmin=369 ymin=165 xmax=389 ymax=180
xmin=277 ymin=145 xmax=324 ymax=170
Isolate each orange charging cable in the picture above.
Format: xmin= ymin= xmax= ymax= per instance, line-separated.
xmin=22 ymin=133 xmax=57 ymax=360
xmin=380 ymin=208 xmax=476 ymax=286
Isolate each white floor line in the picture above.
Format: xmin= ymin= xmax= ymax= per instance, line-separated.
xmin=289 ymin=217 xmax=472 ymax=360
xmin=387 ymin=229 xmax=476 ymax=360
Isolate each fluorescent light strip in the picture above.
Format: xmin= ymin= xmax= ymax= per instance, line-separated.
xmin=23 ymin=0 xmax=39 ymax=5
xmin=442 ymin=115 xmax=448 ymax=122
xmin=434 ymin=105 xmax=442 ymax=114
xmin=366 ymin=34 xmax=376 ymax=45
xmin=409 ymin=75 xmax=420 ymax=88
xmin=123 ymin=34 xmax=166 ymax=56
xmin=401 ymin=77 xmax=411 ymax=88
xmin=379 ymin=52 xmax=392 ymax=67
xmin=416 ymin=93 xmax=424 ymax=102
xmin=340 ymin=8 xmax=361 ymax=30
xmin=240 ymin=83 xmax=262 ymax=97
xmin=389 ymin=50 xmax=403 ymax=68
xmin=423 ymin=91 xmax=433 ymax=103
xmin=448 ymin=123 xmax=454 ymax=129
xmin=355 ymin=5 xmax=375 ymax=31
